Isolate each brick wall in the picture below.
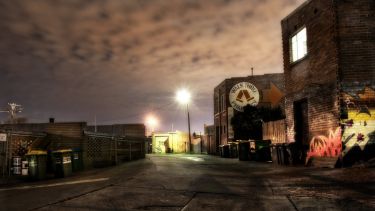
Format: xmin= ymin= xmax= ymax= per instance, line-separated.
xmin=86 ymin=124 xmax=146 ymax=138
xmin=282 ymin=0 xmax=340 ymax=145
xmin=337 ymin=0 xmax=375 ymax=85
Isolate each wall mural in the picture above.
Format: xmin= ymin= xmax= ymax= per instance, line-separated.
xmin=340 ymin=86 xmax=375 ymax=166
xmin=306 ymin=86 xmax=375 ymax=166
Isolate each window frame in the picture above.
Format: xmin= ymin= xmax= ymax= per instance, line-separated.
xmin=289 ymin=26 xmax=308 ymax=63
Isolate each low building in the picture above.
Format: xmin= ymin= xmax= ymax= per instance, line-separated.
xmin=281 ymin=0 xmax=374 ymax=166
xmin=152 ymin=131 xmax=189 ymax=153
xmin=213 ymin=73 xmax=285 ymax=152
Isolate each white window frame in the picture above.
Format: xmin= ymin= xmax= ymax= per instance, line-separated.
xmin=290 ymin=27 xmax=307 ymax=63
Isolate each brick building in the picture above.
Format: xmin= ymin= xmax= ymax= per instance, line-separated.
xmin=213 ymin=73 xmax=285 ymax=152
xmin=282 ymin=0 xmax=374 ymax=166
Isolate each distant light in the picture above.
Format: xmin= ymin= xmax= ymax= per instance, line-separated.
xmin=176 ymin=89 xmax=191 ymax=104
xmin=145 ymin=114 xmax=158 ymax=133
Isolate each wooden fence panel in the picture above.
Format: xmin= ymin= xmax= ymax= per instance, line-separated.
xmin=262 ymin=120 xmax=286 ymax=144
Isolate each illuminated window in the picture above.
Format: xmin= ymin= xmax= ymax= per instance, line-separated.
xmin=290 ymin=27 xmax=307 ymax=62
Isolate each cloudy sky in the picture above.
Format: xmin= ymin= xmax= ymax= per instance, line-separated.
xmin=0 ymin=0 xmax=305 ymax=133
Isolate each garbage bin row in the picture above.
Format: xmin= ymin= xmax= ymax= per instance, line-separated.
xmin=219 ymin=140 xmax=272 ymax=162
xmin=20 ymin=149 xmax=84 ymax=180
xmin=218 ymin=140 xmax=303 ymax=165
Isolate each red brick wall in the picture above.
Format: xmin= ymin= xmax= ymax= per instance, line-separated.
xmin=282 ymin=0 xmax=340 ymax=144
xmin=337 ymin=0 xmax=375 ymax=85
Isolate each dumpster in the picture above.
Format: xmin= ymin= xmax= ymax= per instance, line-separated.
xmin=255 ymin=140 xmax=271 ymax=161
xmin=71 ymin=148 xmax=83 ymax=172
xmin=222 ymin=145 xmax=230 ymax=158
xmin=238 ymin=141 xmax=250 ymax=161
xmin=52 ymin=149 xmax=72 ymax=178
xmin=26 ymin=150 xmax=47 ymax=180
xmin=228 ymin=142 xmax=238 ymax=158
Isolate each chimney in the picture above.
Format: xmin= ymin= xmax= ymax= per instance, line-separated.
xmin=49 ymin=118 xmax=55 ymax=123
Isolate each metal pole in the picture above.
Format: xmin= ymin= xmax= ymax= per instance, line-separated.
xmin=200 ymin=132 xmax=202 ymax=154
xmin=3 ymin=130 xmax=9 ymax=177
xmin=187 ymin=104 xmax=191 ymax=154
xmin=8 ymin=120 xmax=13 ymax=176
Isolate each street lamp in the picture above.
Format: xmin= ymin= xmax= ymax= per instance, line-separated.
xmin=176 ymin=89 xmax=192 ymax=153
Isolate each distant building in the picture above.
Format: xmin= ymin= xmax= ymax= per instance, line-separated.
xmin=86 ymin=124 xmax=146 ymax=138
xmin=213 ymin=73 xmax=285 ymax=152
xmin=152 ymin=131 xmax=189 ymax=153
xmin=282 ymin=0 xmax=374 ymax=166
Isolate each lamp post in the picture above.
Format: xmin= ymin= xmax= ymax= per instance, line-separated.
xmin=176 ymin=89 xmax=192 ymax=153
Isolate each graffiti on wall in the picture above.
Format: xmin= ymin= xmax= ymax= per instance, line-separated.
xmin=306 ymin=127 xmax=342 ymax=162
xmin=340 ymin=86 xmax=375 ymax=166
xmin=306 ymin=86 xmax=375 ymax=166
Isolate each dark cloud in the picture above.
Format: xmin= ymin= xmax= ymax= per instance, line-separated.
xmin=0 ymin=0 xmax=305 ymax=132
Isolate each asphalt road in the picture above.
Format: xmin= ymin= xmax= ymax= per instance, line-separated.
xmin=0 ymin=154 xmax=374 ymax=211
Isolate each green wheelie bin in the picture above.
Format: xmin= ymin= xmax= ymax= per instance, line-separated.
xmin=71 ymin=148 xmax=83 ymax=172
xmin=238 ymin=141 xmax=250 ymax=161
xmin=26 ymin=150 xmax=47 ymax=180
xmin=52 ymin=149 xmax=73 ymax=178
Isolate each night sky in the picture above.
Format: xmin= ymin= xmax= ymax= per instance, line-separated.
xmin=0 ymin=0 xmax=304 ymax=133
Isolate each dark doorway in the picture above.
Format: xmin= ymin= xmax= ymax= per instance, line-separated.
xmin=293 ymin=99 xmax=309 ymax=164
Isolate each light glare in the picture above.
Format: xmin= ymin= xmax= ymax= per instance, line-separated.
xmin=176 ymin=89 xmax=191 ymax=104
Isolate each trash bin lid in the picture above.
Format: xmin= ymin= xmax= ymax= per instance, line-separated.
xmin=52 ymin=149 xmax=72 ymax=153
xmin=26 ymin=150 xmax=47 ymax=155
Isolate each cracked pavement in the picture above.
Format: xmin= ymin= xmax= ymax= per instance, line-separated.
xmin=1 ymin=154 xmax=374 ymax=210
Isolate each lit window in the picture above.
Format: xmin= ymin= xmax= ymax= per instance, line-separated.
xmin=290 ymin=27 xmax=307 ymax=62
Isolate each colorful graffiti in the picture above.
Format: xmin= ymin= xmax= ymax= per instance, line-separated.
xmin=341 ymin=86 xmax=375 ymax=165
xmin=306 ymin=127 xmax=342 ymax=162
xmin=306 ymin=86 xmax=375 ymax=166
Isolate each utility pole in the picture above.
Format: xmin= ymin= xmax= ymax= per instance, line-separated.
xmin=187 ymin=104 xmax=192 ymax=154
xmin=0 ymin=103 xmax=23 ymax=176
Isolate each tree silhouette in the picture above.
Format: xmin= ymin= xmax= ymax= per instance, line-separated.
xmin=231 ymin=105 xmax=285 ymax=140
xmin=231 ymin=105 xmax=262 ymax=140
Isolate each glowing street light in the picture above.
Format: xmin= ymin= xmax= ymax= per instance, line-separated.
xmin=145 ymin=114 xmax=158 ymax=135
xmin=176 ymin=89 xmax=192 ymax=153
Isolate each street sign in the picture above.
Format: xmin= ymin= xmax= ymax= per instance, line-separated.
xmin=0 ymin=133 xmax=6 ymax=142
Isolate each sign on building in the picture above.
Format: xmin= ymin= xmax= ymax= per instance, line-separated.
xmin=0 ymin=133 xmax=7 ymax=142
xmin=229 ymin=82 xmax=260 ymax=111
